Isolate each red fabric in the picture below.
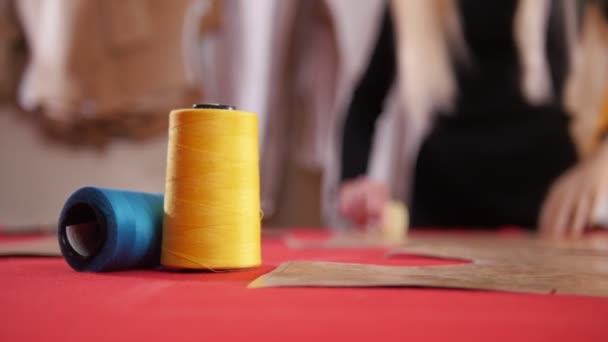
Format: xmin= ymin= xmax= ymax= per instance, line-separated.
xmin=1 ymin=230 xmax=608 ymax=342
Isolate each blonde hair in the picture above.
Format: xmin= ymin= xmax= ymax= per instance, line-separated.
xmin=390 ymin=0 xmax=559 ymax=130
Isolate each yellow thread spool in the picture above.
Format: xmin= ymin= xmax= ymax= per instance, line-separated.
xmin=161 ymin=105 xmax=261 ymax=270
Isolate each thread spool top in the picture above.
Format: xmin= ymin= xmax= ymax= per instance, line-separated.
xmin=59 ymin=201 xmax=106 ymax=266
xmin=192 ymin=104 xmax=236 ymax=110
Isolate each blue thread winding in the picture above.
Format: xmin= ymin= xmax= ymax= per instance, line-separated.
xmin=58 ymin=187 xmax=164 ymax=272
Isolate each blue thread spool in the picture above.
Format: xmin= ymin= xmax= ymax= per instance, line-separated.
xmin=58 ymin=187 xmax=164 ymax=272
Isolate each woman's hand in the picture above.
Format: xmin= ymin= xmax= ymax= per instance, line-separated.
xmin=540 ymin=145 xmax=608 ymax=238
xmin=338 ymin=177 xmax=388 ymax=229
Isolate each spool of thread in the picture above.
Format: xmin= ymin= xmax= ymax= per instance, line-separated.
xmin=161 ymin=104 xmax=262 ymax=270
xmin=58 ymin=187 xmax=164 ymax=272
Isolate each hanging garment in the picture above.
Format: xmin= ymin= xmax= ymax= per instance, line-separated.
xmin=0 ymin=0 xmax=23 ymax=101
xmin=15 ymin=0 xmax=200 ymax=147
xmin=0 ymin=0 xmax=208 ymax=227
xmin=254 ymin=0 xmax=388 ymax=225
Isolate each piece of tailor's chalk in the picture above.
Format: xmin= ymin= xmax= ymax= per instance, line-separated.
xmin=381 ymin=201 xmax=409 ymax=242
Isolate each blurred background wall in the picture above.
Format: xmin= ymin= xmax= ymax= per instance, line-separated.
xmin=0 ymin=0 xmax=386 ymax=229
xmin=1 ymin=0 xmax=608 ymax=230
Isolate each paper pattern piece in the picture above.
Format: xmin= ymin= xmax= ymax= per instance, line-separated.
xmin=0 ymin=236 xmax=61 ymax=256
xmin=285 ymin=231 xmax=404 ymax=249
xmin=253 ymin=233 xmax=608 ymax=297
xmin=0 ymin=224 xmax=56 ymax=235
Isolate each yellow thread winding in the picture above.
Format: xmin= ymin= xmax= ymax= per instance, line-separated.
xmin=161 ymin=108 xmax=261 ymax=270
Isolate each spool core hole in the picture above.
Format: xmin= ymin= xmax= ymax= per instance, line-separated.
xmin=61 ymin=203 xmax=104 ymax=258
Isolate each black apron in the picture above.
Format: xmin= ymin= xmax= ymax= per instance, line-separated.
xmin=411 ymin=0 xmax=577 ymax=228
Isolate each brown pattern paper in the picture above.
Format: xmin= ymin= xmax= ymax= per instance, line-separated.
xmin=252 ymin=233 xmax=608 ymax=297
xmin=0 ymin=236 xmax=61 ymax=257
xmin=284 ymin=231 xmax=404 ymax=249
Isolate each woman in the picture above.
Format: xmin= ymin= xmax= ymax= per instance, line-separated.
xmin=339 ymin=0 xmax=608 ymax=238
